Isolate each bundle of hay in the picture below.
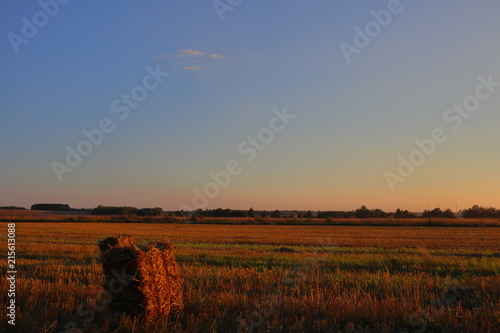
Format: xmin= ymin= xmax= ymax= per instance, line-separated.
xmin=99 ymin=234 xmax=136 ymax=252
xmin=98 ymin=235 xmax=183 ymax=321
xmin=138 ymin=243 xmax=183 ymax=321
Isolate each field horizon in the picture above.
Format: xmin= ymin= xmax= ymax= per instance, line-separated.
xmin=2 ymin=209 xmax=500 ymax=229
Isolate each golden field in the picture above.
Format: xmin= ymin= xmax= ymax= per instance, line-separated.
xmin=1 ymin=222 xmax=499 ymax=332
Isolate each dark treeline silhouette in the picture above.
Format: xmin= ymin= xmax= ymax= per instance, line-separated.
xmin=183 ymin=208 xmax=249 ymax=218
xmin=136 ymin=207 xmax=164 ymax=216
xmin=354 ymin=205 xmax=389 ymax=218
xmin=0 ymin=206 xmax=26 ymax=210
xmin=24 ymin=203 xmax=500 ymax=220
xmin=91 ymin=206 xmax=137 ymax=215
xmin=462 ymin=205 xmax=500 ymax=218
xmin=175 ymin=208 xmax=287 ymax=219
xmin=175 ymin=205 xmax=500 ymax=219
xmin=422 ymin=208 xmax=455 ymax=219
xmin=177 ymin=206 xmax=406 ymax=219
xmin=317 ymin=210 xmax=355 ymax=218
xmin=31 ymin=203 xmax=71 ymax=211
xmin=393 ymin=208 xmax=417 ymax=218
xmin=91 ymin=205 xmax=163 ymax=216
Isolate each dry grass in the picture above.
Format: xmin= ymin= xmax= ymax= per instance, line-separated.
xmin=0 ymin=222 xmax=498 ymax=332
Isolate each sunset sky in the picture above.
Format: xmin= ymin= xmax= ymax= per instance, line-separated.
xmin=1 ymin=0 xmax=499 ymax=211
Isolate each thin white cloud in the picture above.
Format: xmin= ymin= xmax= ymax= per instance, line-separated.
xmin=178 ymin=49 xmax=204 ymax=57
xmin=174 ymin=49 xmax=225 ymax=70
xmin=210 ymin=53 xmax=224 ymax=59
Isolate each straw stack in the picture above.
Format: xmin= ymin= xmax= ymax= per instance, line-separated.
xmin=98 ymin=235 xmax=136 ymax=252
xmin=98 ymin=235 xmax=183 ymax=321
xmin=138 ymin=243 xmax=183 ymax=321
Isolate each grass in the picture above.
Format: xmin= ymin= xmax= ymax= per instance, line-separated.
xmin=1 ymin=222 xmax=499 ymax=332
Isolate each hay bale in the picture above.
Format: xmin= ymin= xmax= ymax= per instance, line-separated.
xmin=138 ymin=243 xmax=183 ymax=321
xmin=98 ymin=234 xmax=135 ymax=253
xmin=147 ymin=242 xmax=170 ymax=250
xmin=100 ymin=245 xmax=143 ymax=316
xmin=98 ymin=236 xmax=183 ymax=321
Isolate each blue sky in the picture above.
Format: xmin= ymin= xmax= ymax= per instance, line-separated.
xmin=1 ymin=0 xmax=499 ymax=211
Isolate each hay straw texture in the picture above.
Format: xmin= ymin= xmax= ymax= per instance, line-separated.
xmin=98 ymin=235 xmax=136 ymax=253
xmin=98 ymin=235 xmax=183 ymax=321
xmin=138 ymin=243 xmax=183 ymax=321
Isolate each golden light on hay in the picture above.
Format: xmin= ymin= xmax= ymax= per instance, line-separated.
xmin=98 ymin=235 xmax=183 ymax=322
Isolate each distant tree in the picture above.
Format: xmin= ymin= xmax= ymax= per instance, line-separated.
xmin=0 ymin=206 xmax=26 ymax=210
xmin=442 ymin=209 xmax=455 ymax=219
xmin=305 ymin=210 xmax=313 ymax=218
xmin=462 ymin=205 xmax=500 ymax=218
xmin=354 ymin=205 xmax=388 ymax=218
xmin=355 ymin=205 xmax=370 ymax=218
xmin=214 ymin=208 xmax=225 ymax=217
xmin=229 ymin=210 xmax=247 ymax=218
xmin=271 ymin=210 xmax=282 ymax=218
xmin=463 ymin=205 xmax=481 ymax=218
xmin=393 ymin=208 xmax=416 ymax=218
xmin=317 ymin=210 xmax=356 ymax=218
xmin=248 ymin=207 xmax=256 ymax=218
xmin=174 ymin=210 xmax=187 ymax=217
xmin=31 ymin=203 xmax=71 ymax=211
xmin=372 ymin=209 xmax=388 ymax=218
xmin=261 ymin=210 xmax=268 ymax=218
xmin=423 ymin=208 xmax=442 ymax=218
xmin=90 ymin=205 xmax=138 ymax=215
xmin=136 ymin=207 xmax=163 ymax=216
xmin=432 ymin=208 xmax=443 ymax=217
xmin=422 ymin=207 xmax=455 ymax=218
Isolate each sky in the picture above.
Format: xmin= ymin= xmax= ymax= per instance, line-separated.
xmin=1 ymin=0 xmax=499 ymax=212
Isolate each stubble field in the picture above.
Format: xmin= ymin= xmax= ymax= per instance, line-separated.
xmin=1 ymin=222 xmax=499 ymax=332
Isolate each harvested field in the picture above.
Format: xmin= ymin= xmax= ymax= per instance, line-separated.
xmin=0 ymin=222 xmax=499 ymax=332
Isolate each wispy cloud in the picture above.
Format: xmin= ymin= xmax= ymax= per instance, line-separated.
xmin=174 ymin=48 xmax=225 ymax=71
xmin=210 ymin=53 xmax=224 ymax=59
xmin=177 ymin=49 xmax=204 ymax=57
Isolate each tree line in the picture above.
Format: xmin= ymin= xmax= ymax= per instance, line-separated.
xmin=462 ymin=205 xmax=500 ymax=218
xmin=90 ymin=206 xmax=163 ymax=216
xmin=0 ymin=206 xmax=26 ymax=210
xmin=29 ymin=204 xmax=164 ymax=216
xmin=31 ymin=203 xmax=71 ymax=211
xmin=176 ymin=205 xmax=500 ymax=219
xmin=25 ymin=203 xmax=500 ymax=219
